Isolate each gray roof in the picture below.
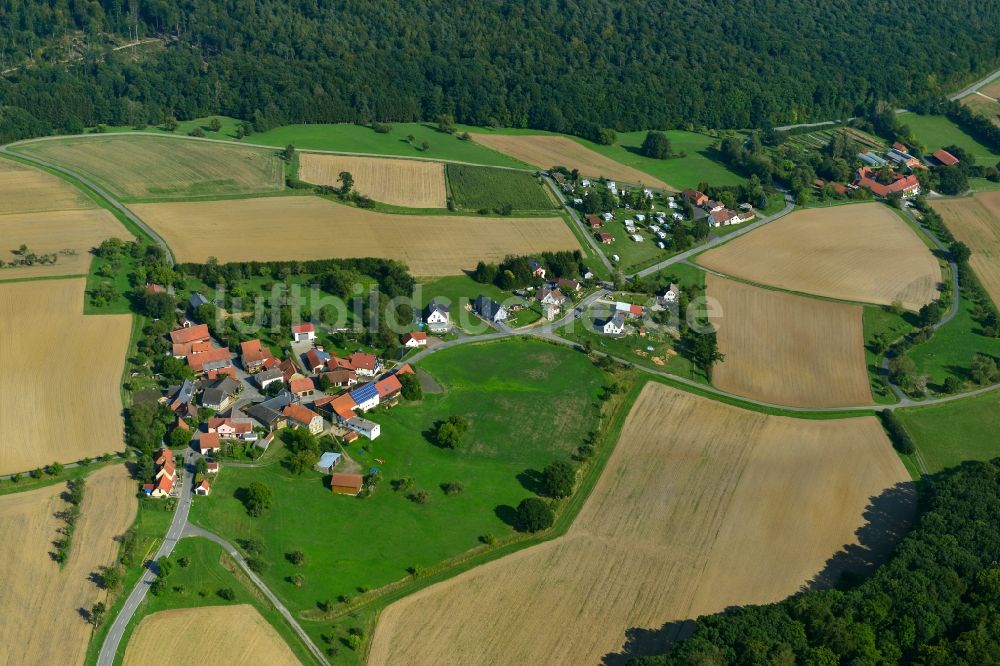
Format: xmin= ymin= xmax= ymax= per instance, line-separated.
xmin=174 ymin=379 xmax=194 ymax=404
xmin=316 ymin=451 xmax=342 ymax=469
xmin=473 ymin=295 xmax=507 ymax=321
xmin=425 ymin=299 xmax=450 ymax=316
xmin=257 ymin=368 xmax=283 ymax=382
xmin=189 ymin=293 xmax=209 ymax=309
xmin=246 ymin=391 xmax=295 ymax=427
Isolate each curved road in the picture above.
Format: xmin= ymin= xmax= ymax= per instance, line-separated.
xmin=97 ymin=451 xmax=192 ymax=666
xmin=0 ymin=145 xmax=175 ymax=264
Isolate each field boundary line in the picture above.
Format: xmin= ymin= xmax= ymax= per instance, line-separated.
xmin=0 ymin=147 xmax=173 ymax=263
xmin=7 ymin=131 xmax=541 ymax=173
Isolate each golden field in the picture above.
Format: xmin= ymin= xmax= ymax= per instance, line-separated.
xmin=123 ymin=605 xmax=299 ymax=666
xmin=698 ymin=204 xmax=940 ymax=311
xmin=129 ymin=196 xmax=581 ymax=275
xmin=297 ymin=153 xmax=447 ymax=208
xmin=0 ymin=465 xmax=136 ymax=665
xmin=0 ymin=279 xmax=131 ymax=473
xmin=470 ymin=133 xmax=671 ymax=189
xmin=369 ymin=383 xmax=912 ymax=665
xmin=707 ymin=274 xmax=872 ymax=408
xmin=932 ymin=192 xmax=1000 ymax=306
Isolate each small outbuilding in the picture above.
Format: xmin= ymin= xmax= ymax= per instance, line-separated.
xmin=331 ymin=472 xmax=364 ymax=496
xmin=315 ymin=451 xmax=343 ymax=473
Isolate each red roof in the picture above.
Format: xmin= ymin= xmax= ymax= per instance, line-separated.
xmin=187 ymin=347 xmax=232 ymax=372
xmin=329 ymin=393 xmax=358 ymax=421
xmin=146 ymin=283 xmax=166 ymax=294
xmin=402 ymin=332 xmax=427 ymax=344
xmin=375 ymin=374 xmax=402 ymax=398
xmin=199 ymin=432 xmax=220 ymax=450
xmin=282 ymin=403 xmax=321 ymax=427
xmin=854 ymin=167 xmax=920 ymax=197
xmin=346 ymin=352 xmax=377 ymax=371
xmin=197 ymin=480 xmax=211 ymax=491
xmin=206 ymin=462 xmax=220 ymax=472
xmin=170 ymin=324 xmax=210 ymax=345
xmin=241 ymin=339 xmax=272 ymax=364
xmin=586 ymin=215 xmax=603 ymax=229
xmin=932 ymin=149 xmax=960 ymax=166
xmin=155 ymin=474 xmax=174 ymax=493
xmin=205 ymin=366 xmax=238 ymax=380
xmin=597 ymin=232 xmax=613 ymax=242
xmin=305 ymin=348 xmax=325 ymax=370
xmin=291 ymin=323 xmax=315 ymax=334
xmin=330 ymin=473 xmax=363 ymax=491
xmin=207 ymin=418 xmax=252 ymax=434
xmin=157 ymin=448 xmax=174 ymax=462
xmin=290 ymin=377 xmax=315 ymax=394
xmin=394 ymin=363 xmax=414 ymax=376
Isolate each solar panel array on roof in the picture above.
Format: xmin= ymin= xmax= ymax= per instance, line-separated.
xmin=350 ymin=382 xmax=379 ymax=404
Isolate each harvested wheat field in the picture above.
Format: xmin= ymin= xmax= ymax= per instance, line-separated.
xmin=0 ymin=279 xmax=131 ymax=474
xmin=470 ymin=133 xmax=671 ymax=189
xmin=13 ymin=135 xmax=284 ymax=200
xmin=130 ymin=196 xmax=581 ymax=275
xmin=369 ymin=383 xmax=913 ymax=666
xmin=707 ymin=274 xmax=872 ymax=408
xmin=123 ymin=605 xmax=299 ymax=666
xmin=298 ymin=153 xmax=447 ymax=208
xmin=0 ymin=464 xmax=137 ymax=665
xmin=0 ymin=156 xmax=94 ymax=213
xmin=932 ymin=192 xmax=1000 ymax=306
xmin=698 ymin=204 xmax=939 ymax=311
xmin=0 ymin=208 xmax=131 ymax=278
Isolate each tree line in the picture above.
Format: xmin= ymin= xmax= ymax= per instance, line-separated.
xmin=2 ymin=1 xmax=1000 ymax=142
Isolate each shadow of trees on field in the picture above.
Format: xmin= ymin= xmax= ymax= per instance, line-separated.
xmin=516 ymin=468 xmax=545 ymax=495
xmin=494 ymin=504 xmax=518 ymax=528
xmin=601 ymin=480 xmax=918 ymax=664
xmin=804 ymin=480 xmax=917 ymax=591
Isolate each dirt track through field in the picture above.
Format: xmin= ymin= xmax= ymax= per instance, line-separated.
xmin=298 ymin=153 xmax=447 ymax=208
xmin=707 ymin=274 xmax=873 ymax=408
xmin=0 ymin=465 xmax=137 ymax=666
xmin=369 ymin=383 xmax=912 ymax=665
xmin=698 ymin=204 xmax=940 ymax=311
xmin=123 ymin=604 xmax=300 ymax=666
xmin=15 ymin=135 xmax=284 ymax=200
xmin=0 ymin=279 xmax=131 ymax=473
xmin=470 ymin=133 xmax=671 ymax=189
xmin=932 ymin=193 xmax=1000 ymax=307
xmin=130 ymin=196 xmax=581 ymax=275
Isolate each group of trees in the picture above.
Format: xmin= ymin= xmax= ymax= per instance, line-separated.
xmin=2 ymin=1 xmax=1000 ymax=142
xmin=473 ymin=251 xmax=586 ymax=290
xmin=429 ymin=415 xmax=470 ymax=449
xmin=636 ymin=457 xmax=1000 ymax=665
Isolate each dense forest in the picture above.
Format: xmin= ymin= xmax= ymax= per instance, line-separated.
xmin=1 ymin=0 xmax=1000 ymax=141
xmin=633 ymin=458 xmax=1000 ymax=665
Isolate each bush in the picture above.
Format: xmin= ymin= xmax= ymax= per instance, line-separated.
xmin=406 ymin=489 xmax=432 ymax=504
xmin=286 ymin=550 xmax=306 ymax=566
xmin=440 ymin=481 xmax=465 ymax=495
xmin=241 ymin=482 xmax=273 ymax=517
xmin=246 ymin=556 xmax=267 ymax=573
xmin=878 ymin=410 xmax=916 ymax=455
xmin=515 ymin=497 xmax=554 ymax=532
xmin=217 ymin=587 xmax=236 ymax=600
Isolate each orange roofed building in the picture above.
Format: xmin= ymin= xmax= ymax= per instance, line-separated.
xmin=853 ymin=167 xmax=920 ymax=198
xmin=170 ymin=324 xmax=210 ymax=346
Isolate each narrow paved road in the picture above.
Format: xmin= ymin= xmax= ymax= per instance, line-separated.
xmin=950 ymin=66 xmax=1000 ymax=101
xmin=542 ymin=175 xmax=615 ymax=274
xmin=98 ymin=451 xmax=192 ymax=666
xmin=0 ymin=145 xmax=175 ymax=264
xmin=181 ymin=524 xmax=330 ymax=666
xmin=632 ymin=189 xmax=795 ymax=279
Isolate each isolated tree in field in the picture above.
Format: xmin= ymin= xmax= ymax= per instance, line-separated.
xmin=242 ymin=481 xmax=273 ymax=517
xmin=90 ymin=601 xmax=106 ymax=627
xmin=188 ymin=127 xmax=205 ymax=138
xmin=209 ymin=117 xmax=222 ymax=132
xmin=338 ymin=171 xmax=353 ymax=198
xmin=287 ymin=550 xmax=306 ymax=566
xmin=541 ymin=460 xmax=576 ymax=498
xmin=437 ymin=114 xmax=456 ymax=134
xmin=640 ymin=131 xmax=672 ymax=159
xmin=888 ymin=355 xmax=917 ymax=389
xmin=970 ymin=353 xmax=1000 ymax=385
xmin=163 ymin=116 xmax=178 ymax=132
xmin=156 ymin=556 xmax=173 ymax=578
xmin=280 ymin=144 xmax=295 ymax=161
xmin=919 ymin=301 xmax=943 ymax=327
xmin=515 ymin=497 xmax=554 ymax=532
xmin=690 ymin=329 xmax=725 ymax=376
xmin=432 ymin=415 xmax=469 ymax=449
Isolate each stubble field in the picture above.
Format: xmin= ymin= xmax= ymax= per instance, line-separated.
xmin=130 ymin=196 xmax=581 ymax=275
xmin=469 ymin=133 xmax=671 ymax=189
xmin=0 ymin=158 xmax=131 ymax=279
xmin=932 ymin=192 xmax=1000 ymax=306
xmin=0 ymin=464 xmax=136 ymax=665
xmin=697 ymin=204 xmax=940 ymax=311
xmin=707 ymin=274 xmax=872 ymax=408
xmin=369 ymin=383 xmax=912 ymax=665
xmin=297 ymin=153 xmax=447 ymax=208
xmin=0 ymin=279 xmax=131 ymax=473
xmin=123 ymin=604 xmax=299 ymax=666
xmin=13 ymin=135 xmax=284 ymax=200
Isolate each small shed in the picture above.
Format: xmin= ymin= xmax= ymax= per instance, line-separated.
xmin=315 ymin=451 xmax=343 ymax=473
xmin=331 ymin=472 xmax=364 ymax=496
